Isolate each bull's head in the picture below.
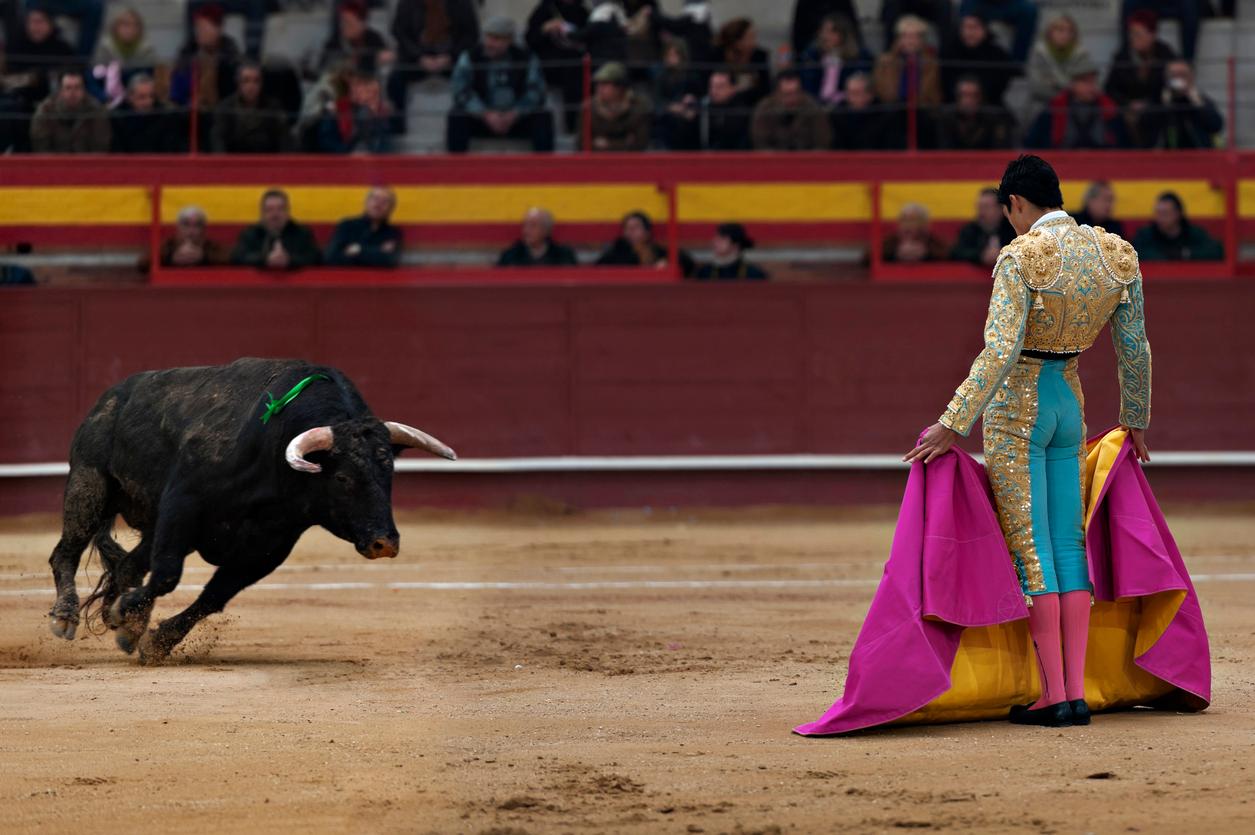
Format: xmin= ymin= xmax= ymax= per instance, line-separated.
xmin=285 ymin=418 xmax=456 ymax=559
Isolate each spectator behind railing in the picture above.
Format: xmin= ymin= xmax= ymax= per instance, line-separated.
xmin=231 ymin=189 xmax=321 ymax=271
xmin=139 ymin=205 xmax=227 ymax=273
xmin=1026 ymin=14 xmax=1093 ymax=114
xmin=0 ymin=8 xmax=75 ymax=152
xmin=586 ymin=60 xmax=651 ymax=151
xmin=1025 ymin=60 xmax=1127 ymax=150
xmin=751 ymin=68 xmax=830 ymax=151
xmin=693 ymin=223 xmax=767 ymax=281
xmin=1132 ymin=192 xmax=1223 ymax=262
xmin=110 ymin=73 xmax=187 ymax=154
xmin=91 ymin=5 xmax=159 ymax=105
xmin=1121 ymin=0 xmax=1197 ymax=64
xmin=526 ymin=0 xmax=591 ymax=133
xmin=957 ymin=0 xmax=1037 ymax=64
xmin=699 ymin=68 xmax=751 ymax=151
xmin=185 ymin=0 xmax=267 ymax=61
xmin=936 ymin=75 xmax=1013 ymax=150
xmin=873 ymin=15 xmax=941 ymax=109
xmin=883 ymin=202 xmax=948 ymax=263
xmin=940 ymin=13 xmax=1011 ymax=107
xmin=31 ymin=0 xmax=103 ymax=58
xmin=171 ymin=3 xmax=242 ymax=149
xmin=30 ymin=67 xmax=109 ymax=152
xmin=831 ymin=72 xmax=905 ymax=151
xmin=796 ymin=12 xmax=870 ymax=109
xmin=318 ymin=0 xmax=392 ymax=76
xmin=791 ymin=0 xmax=864 ymax=59
xmin=1139 ymin=60 xmax=1223 ymax=150
xmin=447 ymin=16 xmax=553 ymax=153
xmin=317 ymin=71 xmax=392 ymax=154
xmin=714 ymin=17 xmax=772 ymax=108
xmin=388 ymin=0 xmax=480 ymax=131
xmin=950 ymin=187 xmax=1014 ymax=266
xmin=497 ymin=207 xmax=578 ymax=267
xmin=596 ymin=211 xmax=693 ymax=275
xmin=879 ymin=1 xmax=951 ymax=52
xmin=1071 ymin=180 xmax=1125 ymax=238
xmin=579 ymin=1 xmax=629 ymax=68
xmin=326 ymin=187 xmax=402 ymax=267
xmin=211 ymin=61 xmax=291 ymax=153
xmin=1105 ymin=9 xmax=1177 ymax=148
xmin=659 ymin=1 xmax=714 ymax=67
xmin=653 ymin=39 xmax=702 ymax=150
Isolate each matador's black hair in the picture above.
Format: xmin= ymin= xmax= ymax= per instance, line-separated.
xmin=997 ymin=155 xmax=1064 ymax=211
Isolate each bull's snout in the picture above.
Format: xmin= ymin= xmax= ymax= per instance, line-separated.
xmin=362 ymin=535 xmax=399 ymax=560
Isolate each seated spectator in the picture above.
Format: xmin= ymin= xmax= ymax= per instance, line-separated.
xmin=873 ymin=15 xmax=941 ymax=108
xmin=171 ymin=3 xmax=242 ymax=148
xmin=1121 ymin=0 xmax=1196 ymax=64
xmin=526 ymin=0 xmax=590 ymax=132
xmin=659 ymin=1 xmax=714 ymax=66
xmin=212 ymin=62 xmax=292 ymax=153
xmin=1 ymin=262 xmax=37 ymax=284
xmin=1071 ymin=181 xmax=1125 ymax=238
xmin=319 ymin=0 xmax=391 ymax=76
xmin=950 ymin=188 xmax=1015 ymax=266
xmin=700 ymin=69 xmax=752 ymax=151
xmin=185 ymin=0 xmax=268 ymax=60
xmin=139 ymin=205 xmax=227 ymax=272
xmin=1133 ymin=192 xmax=1223 ymax=262
xmin=92 ymin=6 xmax=160 ymax=105
xmin=586 ymin=61 xmax=651 ymax=151
xmin=326 ymin=187 xmax=403 ymax=267
xmin=831 ymin=72 xmax=906 ymax=150
xmin=579 ymin=1 xmax=629 ymax=67
xmin=714 ymin=18 xmax=772 ymax=108
xmin=0 ymin=7 xmax=77 ymax=152
xmin=1026 ymin=61 xmax=1126 ymax=150
xmin=30 ymin=68 xmax=109 ymax=152
xmin=1105 ymin=9 xmax=1177 ymax=145
xmin=317 ymin=72 xmax=392 ymax=153
xmin=883 ymin=203 xmax=948 ymax=263
xmin=497 ymin=207 xmax=578 ymax=267
xmin=1139 ymin=60 xmax=1223 ymax=150
xmin=388 ymin=0 xmax=480 ymax=127
xmin=957 ymin=0 xmax=1037 ymax=64
xmin=797 ymin=13 xmax=871 ymax=108
xmin=446 ymin=17 xmax=553 ymax=153
xmin=597 ymin=211 xmax=694 ymax=274
xmin=751 ymin=69 xmax=831 ymax=151
xmin=31 ymin=0 xmax=103 ymax=57
xmin=936 ymin=75 xmax=1013 ymax=150
xmin=110 ymin=73 xmax=185 ymax=153
xmin=1026 ymin=13 xmax=1093 ymax=112
xmin=693 ymin=223 xmax=767 ymax=281
xmin=621 ymin=1 xmax=666 ymax=86
xmin=941 ymin=13 xmax=1012 ymax=106
xmin=879 ymin=1 xmax=951 ymax=51
xmin=231 ymin=190 xmax=321 ymax=271
xmin=792 ymin=0 xmax=863 ymax=58
xmin=653 ymin=39 xmax=702 ymax=151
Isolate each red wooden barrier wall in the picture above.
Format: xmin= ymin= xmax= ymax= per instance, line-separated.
xmin=2 ymin=281 xmax=1252 ymax=513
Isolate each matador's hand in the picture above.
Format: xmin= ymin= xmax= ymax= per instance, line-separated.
xmin=1123 ymin=427 xmax=1151 ymax=463
xmin=904 ymin=422 xmax=959 ymax=464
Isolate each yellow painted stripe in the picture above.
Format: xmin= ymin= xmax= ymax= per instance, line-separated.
xmin=677 ymin=184 xmax=871 ymax=222
xmin=0 ymin=187 xmax=150 ymax=224
xmin=1240 ymin=179 xmax=1255 ymax=217
xmin=882 ymin=179 xmax=1229 ymax=221
xmin=160 ymin=185 xmax=667 ymax=224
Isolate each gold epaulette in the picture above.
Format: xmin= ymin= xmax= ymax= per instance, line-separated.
xmin=995 ymin=228 xmax=1063 ymax=292
xmin=1086 ymin=225 xmax=1140 ymax=285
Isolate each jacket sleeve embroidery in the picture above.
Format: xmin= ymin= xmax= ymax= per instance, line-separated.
xmin=1111 ymin=276 xmax=1152 ymax=428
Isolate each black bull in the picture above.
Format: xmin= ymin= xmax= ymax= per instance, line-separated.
xmin=46 ymin=358 xmax=456 ymax=664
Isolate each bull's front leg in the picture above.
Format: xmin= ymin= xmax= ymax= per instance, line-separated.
xmin=106 ymin=502 xmax=195 ymax=655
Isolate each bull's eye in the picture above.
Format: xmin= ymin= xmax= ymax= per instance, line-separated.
xmin=334 ymin=472 xmax=351 ymax=485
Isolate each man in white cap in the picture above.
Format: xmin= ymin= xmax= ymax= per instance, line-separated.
xmin=447 ymin=15 xmax=554 ymax=152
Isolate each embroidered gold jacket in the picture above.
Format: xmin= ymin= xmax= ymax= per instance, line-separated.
xmin=939 ymin=215 xmax=1151 ymax=437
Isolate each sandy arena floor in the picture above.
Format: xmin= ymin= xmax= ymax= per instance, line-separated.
xmin=1 ymin=504 xmax=1253 ymax=835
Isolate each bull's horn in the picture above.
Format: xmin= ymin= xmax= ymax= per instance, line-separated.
xmin=286 ymin=426 xmax=334 ymax=473
xmin=385 ymin=421 xmax=458 ymax=460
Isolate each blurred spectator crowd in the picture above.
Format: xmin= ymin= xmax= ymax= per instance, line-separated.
xmin=0 ymin=0 xmax=1238 ymax=155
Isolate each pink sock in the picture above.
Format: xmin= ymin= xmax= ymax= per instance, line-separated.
xmin=1061 ymin=590 xmax=1091 ymax=702
xmin=1027 ymin=593 xmax=1065 ymax=708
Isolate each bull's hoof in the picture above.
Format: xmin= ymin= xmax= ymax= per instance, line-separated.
xmin=137 ymin=630 xmax=171 ymax=666
xmin=108 ymin=598 xmax=151 ymax=656
xmin=48 ymin=614 xmax=78 ymax=641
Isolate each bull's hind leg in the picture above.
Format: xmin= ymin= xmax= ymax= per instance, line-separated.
xmin=138 ymin=557 xmax=285 ymax=665
xmin=108 ymin=499 xmax=195 ymax=655
xmin=86 ymin=533 xmax=150 ymax=630
xmin=48 ymin=467 xmax=111 ymax=639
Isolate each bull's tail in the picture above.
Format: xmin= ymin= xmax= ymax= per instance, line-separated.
xmin=80 ymin=526 xmax=128 ymax=636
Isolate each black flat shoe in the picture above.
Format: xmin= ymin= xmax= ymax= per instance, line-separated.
xmin=1008 ymin=702 xmax=1034 ymax=718
xmin=1009 ymin=701 xmax=1074 ymax=727
xmin=1069 ymin=699 xmax=1091 ymax=725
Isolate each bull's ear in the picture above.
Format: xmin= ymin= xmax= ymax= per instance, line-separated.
xmin=286 ymin=426 xmax=334 ymax=473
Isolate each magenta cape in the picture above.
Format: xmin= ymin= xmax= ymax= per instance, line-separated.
xmin=794 ymin=428 xmax=1210 ymax=736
